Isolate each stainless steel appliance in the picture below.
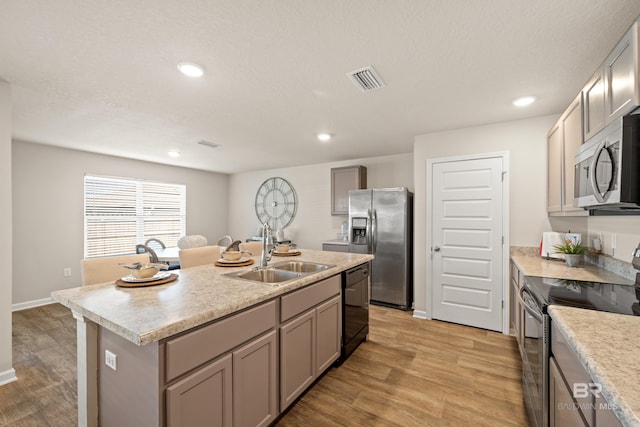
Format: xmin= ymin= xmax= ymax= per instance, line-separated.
xmin=574 ymin=114 xmax=640 ymax=210
xmin=348 ymin=188 xmax=413 ymax=309
xmin=519 ymin=273 xmax=638 ymax=427
xmin=340 ymin=263 xmax=369 ymax=362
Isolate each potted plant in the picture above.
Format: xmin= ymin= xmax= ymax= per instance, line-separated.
xmin=553 ymin=239 xmax=587 ymax=267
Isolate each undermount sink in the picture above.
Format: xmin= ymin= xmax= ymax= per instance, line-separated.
xmin=272 ymin=261 xmax=334 ymax=273
xmin=225 ymin=262 xmax=335 ymax=285
xmin=227 ymin=268 xmax=302 ymax=284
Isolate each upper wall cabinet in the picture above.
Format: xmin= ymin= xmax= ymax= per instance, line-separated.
xmin=547 ymin=94 xmax=588 ymax=216
xmin=331 ymin=166 xmax=367 ymax=215
xmin=583 ymin=20 xmax=640 ymax=141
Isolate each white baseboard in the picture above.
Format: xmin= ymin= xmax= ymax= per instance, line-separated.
xmin=12 ymin=297 xmax=53 ymax=312
xmin=0 ymin=368 xmax=17 ymax=386
xmin=412 ymin=310 xmax=428 ymax=320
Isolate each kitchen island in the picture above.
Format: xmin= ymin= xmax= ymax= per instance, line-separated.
xmin=52 ymin=249 xmax=373 ymax=427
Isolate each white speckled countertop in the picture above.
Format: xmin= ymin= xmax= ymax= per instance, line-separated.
xmin=52 ymin=250 xmax=372 ymax=346
xmin=511 ymin=254 xmax=634 ymax=285
xmin=549 ymin=306 xmax=640 ymax=427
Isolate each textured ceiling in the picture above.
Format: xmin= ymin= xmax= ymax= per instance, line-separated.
xmin=2 ymin=1 xmax=640 ymax=173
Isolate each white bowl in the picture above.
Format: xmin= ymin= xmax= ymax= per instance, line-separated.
xmin=222 ymin=251 xmax=243 ymax=261
xmin=132 ymin=265 xmax=159 ymax=279
xmin=276 ymin=244 xmax=291 ymax=253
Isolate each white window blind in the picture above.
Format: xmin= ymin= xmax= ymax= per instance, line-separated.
xmin=84 ymin=175 xmax=186 ymax=258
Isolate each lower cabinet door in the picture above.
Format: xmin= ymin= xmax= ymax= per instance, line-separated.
xmin=316 ymin=295 xmax=341 ymax=375
xmin=166 ymin=354 xmax=233 ymax=427
xmin=233 ymin=330 xmax=278 ymax=427
xmin=549 ymin=357 xmax=588 ymax=427
xmin=280 ymin=309 xmax=316 ymax=411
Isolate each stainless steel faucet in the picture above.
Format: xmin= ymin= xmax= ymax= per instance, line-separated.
xmin=260 ymin=222 xmax=273 ymax=267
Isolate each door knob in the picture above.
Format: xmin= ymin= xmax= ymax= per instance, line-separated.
xmin=433 ymin=246 xmax=441 ymax=252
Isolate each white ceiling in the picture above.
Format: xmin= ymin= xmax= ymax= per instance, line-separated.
xmin=2 ymin=1 xmax=640 ymax=174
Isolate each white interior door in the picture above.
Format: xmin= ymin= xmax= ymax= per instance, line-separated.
xmin=431 ymin=156 xmax=504 ymax=331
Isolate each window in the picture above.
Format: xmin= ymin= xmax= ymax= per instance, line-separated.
xmin=84 ymin=175 xmax=186 ymax=258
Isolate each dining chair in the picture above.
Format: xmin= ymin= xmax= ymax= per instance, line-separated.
xmin=239 ymin=241 xmax=263 ymax=256
xmin=145 ymin=238 xmax=166 ymax=250
xmin=179 ymin=245 xmax=221 ymax=269
xmin=217 ymin=235 xmax=233 ymax=250
xmin=177 ymin=234 xmax=208 ymax=250
xmin=81 ymin=253 xmax=150 ymax=286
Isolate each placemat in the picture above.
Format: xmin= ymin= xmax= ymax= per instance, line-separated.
xmin=214 ymin=259 xmax=255 ymax=267
xmin=272 ymin=251 xmax=302 ymax=257
xmin=116 ymin=273 xmax=179 ymax=288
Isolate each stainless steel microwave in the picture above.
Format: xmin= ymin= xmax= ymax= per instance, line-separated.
xmin=574 ymin=114 xmax=640 ymax=210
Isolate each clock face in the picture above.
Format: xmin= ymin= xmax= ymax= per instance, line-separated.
xmin=255 ymin=177 xmax=297 ymax=230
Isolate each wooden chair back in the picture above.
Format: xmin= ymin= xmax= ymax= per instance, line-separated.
xmin=81 ymin=253 xmax=150 ymax=286
xmin=239 ymin=241 xmax=263 ymax=256
xmin=179 ymin=245 xmax=221 ymax=269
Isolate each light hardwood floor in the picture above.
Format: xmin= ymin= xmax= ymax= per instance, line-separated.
xmin=0 ymin=304 xmax=528 ymax=427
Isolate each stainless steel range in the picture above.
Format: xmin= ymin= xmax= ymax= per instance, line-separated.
xmin=519 ymin=270 xmax=639 ymax=427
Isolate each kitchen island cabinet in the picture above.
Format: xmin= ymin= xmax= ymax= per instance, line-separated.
xmin=52 ymin=250 xmax=373 ymax=427
xmin=279 ymin=276 xmax=341 ymax=410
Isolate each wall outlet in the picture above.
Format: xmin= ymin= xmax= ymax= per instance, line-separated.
xmin=63 ymin=267 xmax=71 ymax=277
xmin=105 ymin=350 xmax=117 ymax=371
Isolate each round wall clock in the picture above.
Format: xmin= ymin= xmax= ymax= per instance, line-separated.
xmin=254 ymin=177 xmax=298 ymax=230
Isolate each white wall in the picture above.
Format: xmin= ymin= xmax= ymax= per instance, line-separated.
xmin=0 ymin=81 xmax=15 ymax=384
xmin=587 ymin=216 xmax=640 ymax=261
xmin=228 ymin=153 xmax=413 ymax=249
xmin=12 ymin=141 xmax=229 ymax=306
xmin=413 ymin=115 xmax=561 ymax=314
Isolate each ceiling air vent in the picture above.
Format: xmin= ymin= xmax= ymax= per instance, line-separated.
xmin=197 ymin=140 xmax=222 ymax=149
xmin=346 ymin=66 xmax=385 ymax=93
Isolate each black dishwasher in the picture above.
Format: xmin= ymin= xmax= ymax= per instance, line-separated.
xmin=340 ymin=262 xmax=369 ymax=363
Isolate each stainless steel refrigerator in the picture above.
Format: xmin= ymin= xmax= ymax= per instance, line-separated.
xmin=348 ymin=188 xmax=413 ymax=309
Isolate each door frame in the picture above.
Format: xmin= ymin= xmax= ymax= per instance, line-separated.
xmin=425 ymin=151 xmax=510 ymax=334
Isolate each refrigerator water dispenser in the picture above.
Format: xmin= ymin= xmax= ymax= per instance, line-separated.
xmin=351 ymin=217 xmax=368 ymax=244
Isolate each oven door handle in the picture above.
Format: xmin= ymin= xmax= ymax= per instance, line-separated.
xmin=518 ymin=286 xmax=543 ymax=323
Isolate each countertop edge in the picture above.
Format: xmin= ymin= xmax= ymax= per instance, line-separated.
xmin=548 ymin=306 xmax=640 ymax=427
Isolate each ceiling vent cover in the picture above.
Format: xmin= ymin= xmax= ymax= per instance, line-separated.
xmin=197 ymin=140 xmax=222 ymax=149
xmin=347 ymin=66 xmax=385 ymax=93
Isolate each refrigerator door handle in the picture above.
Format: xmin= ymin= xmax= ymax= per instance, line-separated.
xmin=367 ymin=208 xmax=373 ymax=252
xmin=371 ymin=208 xmax=377 ymax=254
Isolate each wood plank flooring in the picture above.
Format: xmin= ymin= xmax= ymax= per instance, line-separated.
xmin=0 ymin=303 xmax=528 ymax=427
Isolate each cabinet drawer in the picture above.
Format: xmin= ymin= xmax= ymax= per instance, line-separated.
xmin=551 ymin=321 xmax=594 ymax=427
xmin=281 ymin=275 xmax=340 ymax=323
xmin=165 ymin=300 xmax=276 ymax=382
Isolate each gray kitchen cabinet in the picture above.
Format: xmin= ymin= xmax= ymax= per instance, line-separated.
xmin=551 ymin=321 xmax=622 ymax=427
xmin=583 ymin=69 xmax=606 ymax=142
xmin=331 ymin=165 xmax=366 ymax=215
xmin=166 ymin=354 xmax=233 ymax=427
xmin=509 ymin=261 xmax=522 ymax=347
xmin=547 ymin=94 xmax=588 ymax=216
xmin=549 ymin=356 xmax=588 ymax=427
xmin=279 ymin=275 xmax=341 ymax=411
xmin=167 ymin=330 xmax=277 ymax=427
xmin=232 ymin=330 xmax=278 ymax=427
xmin=322 ymin=242 xmax=349 ymax=253
xmin=604 ymin=21 xmax=639 ymax=125
xmin=583 ymin=20 xmax=639 ymax=141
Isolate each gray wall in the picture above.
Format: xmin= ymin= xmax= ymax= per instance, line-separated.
xmin=12 ymin=141 xmax=229 ymax=306
xmin=227 ymin=153 xmax=413 ymax=250
xmin=0 ymin=81 xmax=13 ymax=383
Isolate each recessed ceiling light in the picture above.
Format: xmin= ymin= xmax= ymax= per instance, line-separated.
xmin=317 ymin=133 xmax=332 ymax=142
xmin=167 ymin=150 xmax=181 ymax=158
xmin=177 ymin=62 xmax=205 ymax=78
xmin=513 ymin=96 xmax=536 ymax=107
